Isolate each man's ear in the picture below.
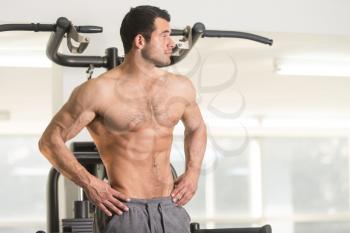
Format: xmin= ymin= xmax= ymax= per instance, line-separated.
xmin=134 ymin=34 xmax=145 ymax=50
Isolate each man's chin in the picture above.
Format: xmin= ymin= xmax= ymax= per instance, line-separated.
xmin=155 ymin=58 xmax=172 ymax=67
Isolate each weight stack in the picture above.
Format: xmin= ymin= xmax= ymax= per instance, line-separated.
xmin=62 ymin=200 xmax=94 ymax=233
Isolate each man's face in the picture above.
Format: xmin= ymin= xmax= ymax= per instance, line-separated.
xmin=141 ymin=17 xmax=175 ymax=67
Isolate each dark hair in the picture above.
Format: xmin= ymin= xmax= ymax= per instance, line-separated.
xmin=120 ymin=5 xmax=171 ymax=54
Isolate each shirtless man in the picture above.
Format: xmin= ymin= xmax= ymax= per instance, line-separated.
xmin=39 ymin=5 xmax=207 ymax=233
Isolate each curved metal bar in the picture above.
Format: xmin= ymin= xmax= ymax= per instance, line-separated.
xmin=203 ymin=30 xmax=273 ymax=45
xmin=46 ymin=17 xmax=107 ymax=68
xmin=170 ymin=22 xmax=206 ymax=65
xmin=47 ymin=167 xmax=60 ymax=233
xmin=0 ymin=23 xmax=55 ymax=32
xmin=190 ymin=223 xmax=272 ymax=233
xmin=169 ymin=22 xmax=273 ymax=66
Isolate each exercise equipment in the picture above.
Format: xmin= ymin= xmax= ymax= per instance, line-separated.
xmin=0 ymin=17 xmax=273 ymax=233
xmin=0 ymin=17 xmax=273 ymax=75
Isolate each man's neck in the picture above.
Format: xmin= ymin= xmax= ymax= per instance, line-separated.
xmin=119 ymin=52 xmax=163 ymax=80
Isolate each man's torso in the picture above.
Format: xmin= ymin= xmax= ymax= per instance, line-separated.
xmin=85 ymin=69 xmax=191 ymax=198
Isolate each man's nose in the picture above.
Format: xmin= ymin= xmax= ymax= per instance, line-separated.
xmin=168 ymin=37 xmax=176 ymax=49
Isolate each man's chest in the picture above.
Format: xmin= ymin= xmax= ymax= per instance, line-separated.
xmin=96 ymin=88 xmax=189 ymax=132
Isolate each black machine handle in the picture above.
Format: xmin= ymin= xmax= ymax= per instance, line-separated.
xmin=46 ymin=17 xmax=112 ymax=68
xmin=0 ymin=17 xmax=116 ymax=69
xmin=170 ymin=22 xmax=272 ymax=64
xmin=203 ymin=30 xmax=272 ymax=45
xmin=0 ymin=23 xmax=56 ymax=32
xmin=74 ymin=25 xmax=103 ymax=33
xmin=171 ymin=23 xmax=272 ymax=45
xmin=0 ymin=23 xmax=102 ymax=33
xmin=190 ymin=222 xmax=272 ymax=233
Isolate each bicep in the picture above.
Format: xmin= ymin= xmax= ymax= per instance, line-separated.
xmin=42 ymin=86 xmax=97 ymax=142
xmin=178 ymin=76 xmax=204 ymax=132
xmin=51 ymin=104 xmax=95 ymax=141
xmin=181 ymin=102 xmax=204 ymax=133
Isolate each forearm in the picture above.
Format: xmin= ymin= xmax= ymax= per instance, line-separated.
xmin=39 ymin=137 xmax=93 ymax=189
xmin=184 ymin=122 xmax=207 ymax=175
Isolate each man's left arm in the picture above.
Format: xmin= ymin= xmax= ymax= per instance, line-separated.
xmin=171 ymin=79 xmax=207 ymax=206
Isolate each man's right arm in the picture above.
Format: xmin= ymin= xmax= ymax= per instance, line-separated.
xmin=38 ymin=80 xmax=129 ymax=216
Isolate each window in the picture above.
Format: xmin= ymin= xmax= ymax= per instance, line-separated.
xmin=0 ymin=135 xmax=50 ymax=232
xmin=171 ymin=135 xmax=350 ymax=232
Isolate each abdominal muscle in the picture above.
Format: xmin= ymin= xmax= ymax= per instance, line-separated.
xmin=88 ymin=124 xmax=176 ymax=199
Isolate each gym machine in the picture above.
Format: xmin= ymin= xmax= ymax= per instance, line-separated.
xmin=0 ymin=17 xmax=273 ymax=233
xmin=0 ymin=16 xmax=272 ymax=73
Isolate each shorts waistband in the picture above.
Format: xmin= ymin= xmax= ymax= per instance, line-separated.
xmin=126 ymin=196 xmax=174 ymax=206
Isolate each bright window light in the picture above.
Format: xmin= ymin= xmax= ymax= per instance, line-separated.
xmin=262 ymin=117 xmax=350 ymax=129
xmin=275 ymin=58 xmax=350 ymax=77
xmin=0 ymin=50 xmax=51 ymax=68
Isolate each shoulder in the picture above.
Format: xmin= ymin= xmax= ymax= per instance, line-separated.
xmin=67 ymin=74 xmax=114 ymax=112
xmin=72 ymin=74 xmax=113 ymax=98
xmin=164 ymin=72 xmax=196 ymax=104
xmin=165 ymin=72 xmax=195 ymax=92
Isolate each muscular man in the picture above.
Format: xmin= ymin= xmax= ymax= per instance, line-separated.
xmin=39 ymin=5 xmax=207 ymax=233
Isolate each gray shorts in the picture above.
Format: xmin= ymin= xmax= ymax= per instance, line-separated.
xmin=102 ymin=196 xmax=191 ymax=233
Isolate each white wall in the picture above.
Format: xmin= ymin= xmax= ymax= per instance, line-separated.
xmin=2 ymin=0 xmax=350 ymax=37
xmin=0 ymin=67 xmax=52 ymax=122
xmin=1 ymin=0 xmax=350 ymax=57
